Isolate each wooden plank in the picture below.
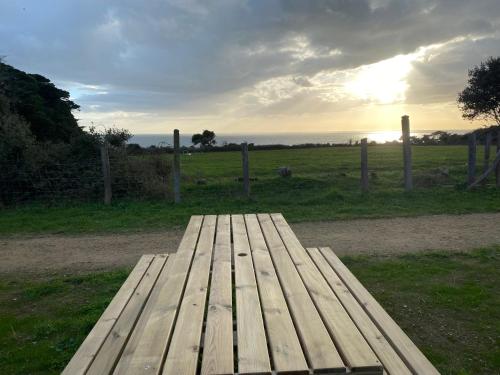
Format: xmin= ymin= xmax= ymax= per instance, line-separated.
xmin=62 ymin=254 xmax=155 ymax=375
xmin=269 ymin=214 xmax=380 ymax=373
xmin=112 ymin=216 xmax=204 ymax=375
xmin=87 ymin=254 xmax=168 ymax=374
xmin=319 ymin=247 xmax=440 ymax=375
xmin=232 ymin=215 xmax=272 ymax=375
xmin=112 ymin=255 xmax=175 ymax=374
xmin=201 ymin=215 xmax=234 ymax=375
xmin=256 ymin=214 xmax=345 ymax=373
xmin=178 ymin=215 xmax=205 ymax=253
xmin=244 ymin=214 xmax=309 ymax=374
xmin=162 ymin=215 xmax=217 ymax=375
xmin=307 ymin=248 xmax=411 ymax=375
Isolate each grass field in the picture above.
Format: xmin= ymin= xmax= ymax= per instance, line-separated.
xmin=2 ymin=146 xmax=498 ymax=375
xmin=1 ymin=145 xmax=500 ymax=235
xmin=0 ymin=246 xmax=498 ymax=375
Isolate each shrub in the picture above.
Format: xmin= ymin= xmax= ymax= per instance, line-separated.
xmin=0 ymin=97 xmax=171 ymax=204
xmin=109 ymin=150 xmax=172 ymax=199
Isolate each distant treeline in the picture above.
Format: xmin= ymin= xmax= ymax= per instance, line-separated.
xmin=126 ymin=127 xmax=500 ymax=155
xmin=408 ymin=128 xmax=498 ymax=146
xmin=126 ymin=142 xmax=342 ymax=155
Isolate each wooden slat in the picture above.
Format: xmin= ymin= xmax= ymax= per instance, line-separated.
xmin=270 ymin=213 xmax=381 ymax=373
xmin=62 ymin=254 xmax=155 ymax=375
xmin=201 ymin=215 xmax=234 ymax=375
xmin=112 ymin=254 xmax=175 ymax=374
xmin=177 ymin=216 xmax=205 ymax=254
xmin=244 ymin=214 xmax=309 ymax=375
xmin=113 ymin=216 xmax=204 ymax=375
xmin=319 ymin=247 xmax=440 ymax=375
xmin=87 ymin=254 xmax=168 ymax=374
xmin=232 ymin=215 xmax=272 ymax=375
xmin=308 ymin=248 xmax=411 ymax=375
xmin=255 ymin=214 xmax=345 ymax=373
xmin=162 ymin=215 xmax=217 ymax=375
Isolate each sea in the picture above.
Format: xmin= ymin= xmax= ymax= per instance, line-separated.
xmin=129 ymin=130 xmax=470 ymax=148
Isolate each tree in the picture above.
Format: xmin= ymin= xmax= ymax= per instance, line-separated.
xmin=191 ymin=130 xmax=216 ymax=147
xmin=458 ymin=57 xmax=500 ymax=126
xmin=0 ymin=61 xmax=81 ymax=142
xmin=102 ymin=126 xmax=132 ymax=147
xmin=191 ymin=133 xmax=203 ymax=146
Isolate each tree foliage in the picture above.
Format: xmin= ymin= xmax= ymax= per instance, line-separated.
xmin=0 ymin=61 xmax=82 ymax=142
xmin=85 ymin=125 xmax=132 ymax=148
xmin=191 ymin=130 xmax=216 ymax=147
xmin=0 ymin=94 xmax=36 ymax=169
xmin=0 ymin=61 xmax=143 ymax=204
xmin=458 ymin=57 xmax=500 ymax=125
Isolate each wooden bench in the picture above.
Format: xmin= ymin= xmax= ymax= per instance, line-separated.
xmin=63 ymin=213 xmax=440 ymax=375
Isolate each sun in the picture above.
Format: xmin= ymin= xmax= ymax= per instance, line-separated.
xmin=345 ymin=54 xmax=418 ymax=104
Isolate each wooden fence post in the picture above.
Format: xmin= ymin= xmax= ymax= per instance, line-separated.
xmin=468 ymin=132 xmax=477 ymax=186
xmin=100 ymin=142 xmax=112 ymax=205
xmin=497 ymin=129 xmax=500 ymax=188
xmin=173 ymin=129 xmax=181 ymax=203
xmin=483 ymin=132 xmax=492 ymax=185
xmin=360 ymin=138 xmax=369 ymax=192
xmin=401 ymin=115 xmax=412 ymax=191
xmin=241 ymin=142 xmax=250 ymax=197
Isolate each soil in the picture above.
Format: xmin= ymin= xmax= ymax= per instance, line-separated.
xmin=1 ymin=213 xmax=499 ymax=274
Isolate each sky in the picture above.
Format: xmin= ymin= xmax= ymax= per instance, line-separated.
xmin=1 ymin=0 xmax=499 ymax=134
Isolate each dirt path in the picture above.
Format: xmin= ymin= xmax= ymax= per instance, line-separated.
xmin=1 ymin=213 xmax=499 ymax=274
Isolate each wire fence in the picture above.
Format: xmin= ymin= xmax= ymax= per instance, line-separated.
xmin=2 ymin=133 xmax=499 ymax=206
xmin=0 ymin=148 xmax=172 ymax=205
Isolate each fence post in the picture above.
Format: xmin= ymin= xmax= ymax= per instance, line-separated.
xmin=497 ymin=129 xmax=500 ymax=188
xmin=483 ymin=132 xmax=492 ymax=185
xmin=360 ymin=138 xmax=369 ymax=192
xmin=100 ymin=142 xmax=112 ymax=205
xmin=401 ymin=115 xmax=412 ymax=191
xmin=241 ymin=142 xmax=250 ymax=197
xmin=468 ymin=132 xmax=477 ymax=186
xmin=173 ymin=129 xmax=181 ymax=203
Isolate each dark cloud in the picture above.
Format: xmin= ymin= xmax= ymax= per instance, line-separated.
xmin=406 ymin=35 xmax=500 ymax=104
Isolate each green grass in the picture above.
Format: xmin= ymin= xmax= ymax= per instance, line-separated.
xmin=344 ymin=247 xmax=500 ymax=375
xmin=0 ymin=247 xmax=498 ymax=374
xmin=0 ymin=270 xmax=130 ymax=374
xmin=1 ymin=145 xmax=500 ymax=235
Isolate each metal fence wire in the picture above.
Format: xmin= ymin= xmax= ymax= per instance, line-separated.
xmin=0 ymin=148 xmax=172 ymax=205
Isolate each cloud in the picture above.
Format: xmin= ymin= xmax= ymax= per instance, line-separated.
xmin=406 ymin=34 xmax=500 ymax=104
xmin=0 ymin=0 xmax=499 ymax=131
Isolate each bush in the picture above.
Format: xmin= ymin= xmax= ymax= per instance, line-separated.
xmin=1 ymin=96 xmax=171 ymax=204
xmin=109 ymin=150 xmax=172 ymax=199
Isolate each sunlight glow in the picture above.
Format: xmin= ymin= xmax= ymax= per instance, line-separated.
xmin=365 ymin=130 xmax=402 ymax=143
xmin=344 ymin=53 xmax=420 ymax=104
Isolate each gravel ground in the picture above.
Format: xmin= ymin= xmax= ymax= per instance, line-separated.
xmin=1 ymin=213 xmax=499 ymax=274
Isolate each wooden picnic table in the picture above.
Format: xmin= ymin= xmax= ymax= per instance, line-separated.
xmin=63 ymin=213 xmax=440 ymax=375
